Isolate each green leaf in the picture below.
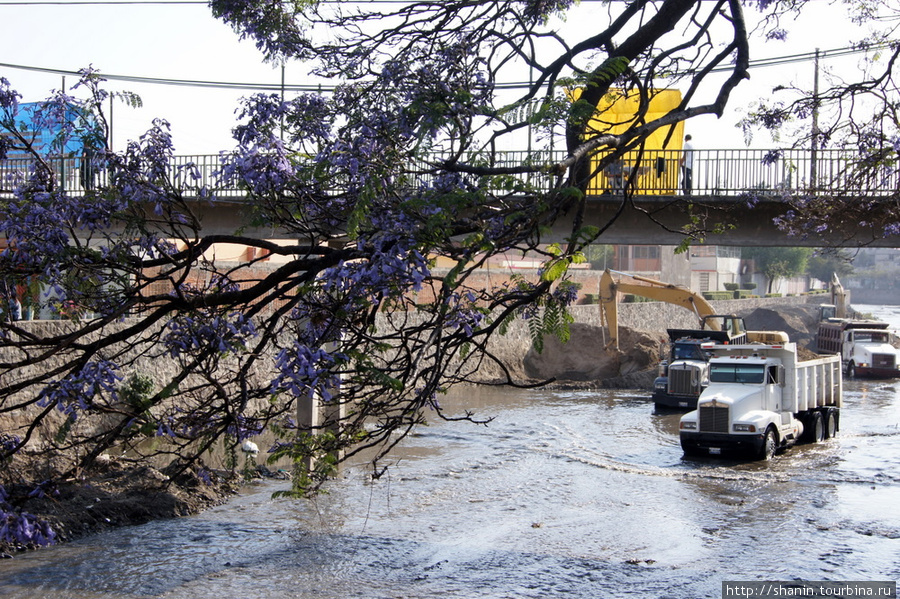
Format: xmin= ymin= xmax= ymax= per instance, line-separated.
xmin=540 ymin=257 xmax=570 ymax=282
xmin=55 ymin=416 xmax=74 ymax=445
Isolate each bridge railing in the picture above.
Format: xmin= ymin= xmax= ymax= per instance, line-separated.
xmin=584 ymin=148 xmax=899 ymax=197
xmin=1 ymin=148 xmax=896 ymax=199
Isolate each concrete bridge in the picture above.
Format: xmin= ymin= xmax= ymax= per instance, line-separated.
xmin=3 ymin=148 xmax=898 ymax=247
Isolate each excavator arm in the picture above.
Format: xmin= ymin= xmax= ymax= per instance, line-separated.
xmin=830 ymin=273 xmax=848 ymax=319
xmin=600 ymin=269 xmax=718 ymax=349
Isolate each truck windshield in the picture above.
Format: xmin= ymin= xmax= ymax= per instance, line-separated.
xmin=709 ymin=364 xmax=765 ymax=384
xmin=673 ymin=344 xmax=704 ymax=360
xmin=853 ymin=331 xmax=890 ymax=342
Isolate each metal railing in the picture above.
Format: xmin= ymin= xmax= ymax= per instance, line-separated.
xmin=583 ymin=148 xmax=900 ymax=197
xmin=1 ymin=148 xmax=897 ymax=199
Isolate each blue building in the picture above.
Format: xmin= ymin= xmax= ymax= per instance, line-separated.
xmin=1 ymin=100 xmax=103 ymax=190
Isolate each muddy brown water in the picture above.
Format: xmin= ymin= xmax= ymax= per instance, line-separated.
xmin=1 ymin=306 xmax=899 ymax=599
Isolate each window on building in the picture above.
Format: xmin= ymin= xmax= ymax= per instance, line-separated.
xmin=699 ymin=272 xmax=710 ymax=291
xmin=632 ymin=246 xmax=660 ymax=259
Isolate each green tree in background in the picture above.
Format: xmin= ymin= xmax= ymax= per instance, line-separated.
xmin=807 ymin=249 xmax=854 ymax=285
xmin=745 ymin=247 xmax=812 ymax=294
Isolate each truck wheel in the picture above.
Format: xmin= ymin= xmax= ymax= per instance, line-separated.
xmin=846 ymin=362 xmax=856 ymax=378
xmin=759 ymin=427 xmax=777 ymax=461
xmin=825 ymin=410 xmax=838 ymax=439
xmin=810 ymin=411 xmax=825 ymax=443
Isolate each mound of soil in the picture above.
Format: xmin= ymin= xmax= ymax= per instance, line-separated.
xmin=738 ymin=304 xmax=822 ymax=350
xmin=523 ymin=322 xmax=666 ymax=387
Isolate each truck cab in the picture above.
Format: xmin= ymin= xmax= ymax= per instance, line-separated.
xmin=653 ymin=315 xmax=749 ymax=410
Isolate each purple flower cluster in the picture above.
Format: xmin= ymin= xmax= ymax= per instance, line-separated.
xmin=521 ymin=0 xmax=576 ymax=22
xmin=0 ymin=433 xmax=19 ymax=455
xmin=209 ymin=0 xmax=310 ymax=62
xmin=163 ymin=312 xmax=257 ymax=358
xmin=551 ymin=280 xmax=579 ymax=307
xmin=0 ymin=493 xmax=57 ymax=549
xmin=443 ymin=291 xmax=487 ymax=337
xmin=0 ymin=77 xmax=21 ymax=115
xmin=112 ymin=119 xmax=179 ymax=214
xmin=761 ymin=149 xmax=782 ymax=166
xmin=216 ymin=93 xmax=335 ymax=198
xmin=225 ymin=414 xmax=264 ymax=442
xmin=35 ymin=360 xmax=122 ymax=420
xmin=232 ymin=93 xmax=331 ymax=148
xmin=272 ymin=343 xmax=344 ymax=401
xmin=217 ymin=143 xmax=296 ymax=196
xmin=321 ymin=238 xmax=429 ymax=305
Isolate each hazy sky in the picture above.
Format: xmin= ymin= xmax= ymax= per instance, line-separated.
xmin=0 ymin=1 xmax=873 ymax=155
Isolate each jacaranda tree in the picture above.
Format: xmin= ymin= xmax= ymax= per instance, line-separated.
xmin=1 ymin=0 xmax=897 ymax=547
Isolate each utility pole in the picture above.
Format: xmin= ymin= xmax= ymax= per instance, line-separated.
xmin=109 ymin=95 xmax=114 ymax=152
xmin=811 ymin=48 xmax=820 ymax=189
xmin=280 ymin=62 xmax=286 ymax=141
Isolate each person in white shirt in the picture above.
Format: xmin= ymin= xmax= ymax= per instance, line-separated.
xmin=680 ymin=134 xmax=694 ymax=196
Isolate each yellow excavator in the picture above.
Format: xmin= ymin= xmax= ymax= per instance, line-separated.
xmin=599 ymin=268 xmax=788 ymax=348
xmin=599 ymin=268 xmax=718 ymax=349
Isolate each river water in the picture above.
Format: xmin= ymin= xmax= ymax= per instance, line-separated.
xmin=1 ymin=306 xmax=899 ymax=599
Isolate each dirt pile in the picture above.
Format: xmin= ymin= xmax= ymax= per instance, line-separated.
xmin=523 ymin=322 xmax=666 ymax=388
xmin=738 ymin=304 xmax=822 ymax=350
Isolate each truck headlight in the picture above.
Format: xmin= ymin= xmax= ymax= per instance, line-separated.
xmin=732 ymin=423 xmax=756 ymax=432
xmin=655 ymin=381 xmax=666 ymax=390
xmin=680 ymin=421 xmax=697 ymax=430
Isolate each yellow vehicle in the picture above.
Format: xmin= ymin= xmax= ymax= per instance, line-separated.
xmin=599 ymin=269 xmax=716 ymax=350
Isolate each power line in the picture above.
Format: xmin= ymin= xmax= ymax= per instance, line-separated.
xmin=0 ymin=1 xmax=204 ymax=3
xmin=0 ymin=41 xmax=894 ymax=94
xmin=0 ymin=62 xmax=327 ymax=92
xmin=0 ymin=0 xmax=413 ymax=3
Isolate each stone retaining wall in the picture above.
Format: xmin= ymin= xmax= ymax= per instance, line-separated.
xmin=0 ymin=295 xmax=817 ymax=390
xmin=569 ymin=294 xmax=815 ymax=331
xmin=843 ymin=288 xmax=897 ymax=306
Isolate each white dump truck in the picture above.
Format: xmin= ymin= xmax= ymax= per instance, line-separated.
xmin=817 ymin=318 xmax=900 ymax=379
xmin=679 ymin=342 xmax=842 ymax=460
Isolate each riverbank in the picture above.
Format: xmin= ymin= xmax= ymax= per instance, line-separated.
xmin=0 ymin=457 xmax=243 ymax=557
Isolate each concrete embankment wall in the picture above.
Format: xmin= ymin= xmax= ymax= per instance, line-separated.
xmin=568 ymin=294 xmax=815 ymax=331
xmin=843 ymin=288 xmax=899 ymax=306
xmin=0 ymin=295 xmax=815 ymax=391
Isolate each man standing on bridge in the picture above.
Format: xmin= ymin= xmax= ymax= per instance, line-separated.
xmin=680 ymin=134 xmax=694 ymax=196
